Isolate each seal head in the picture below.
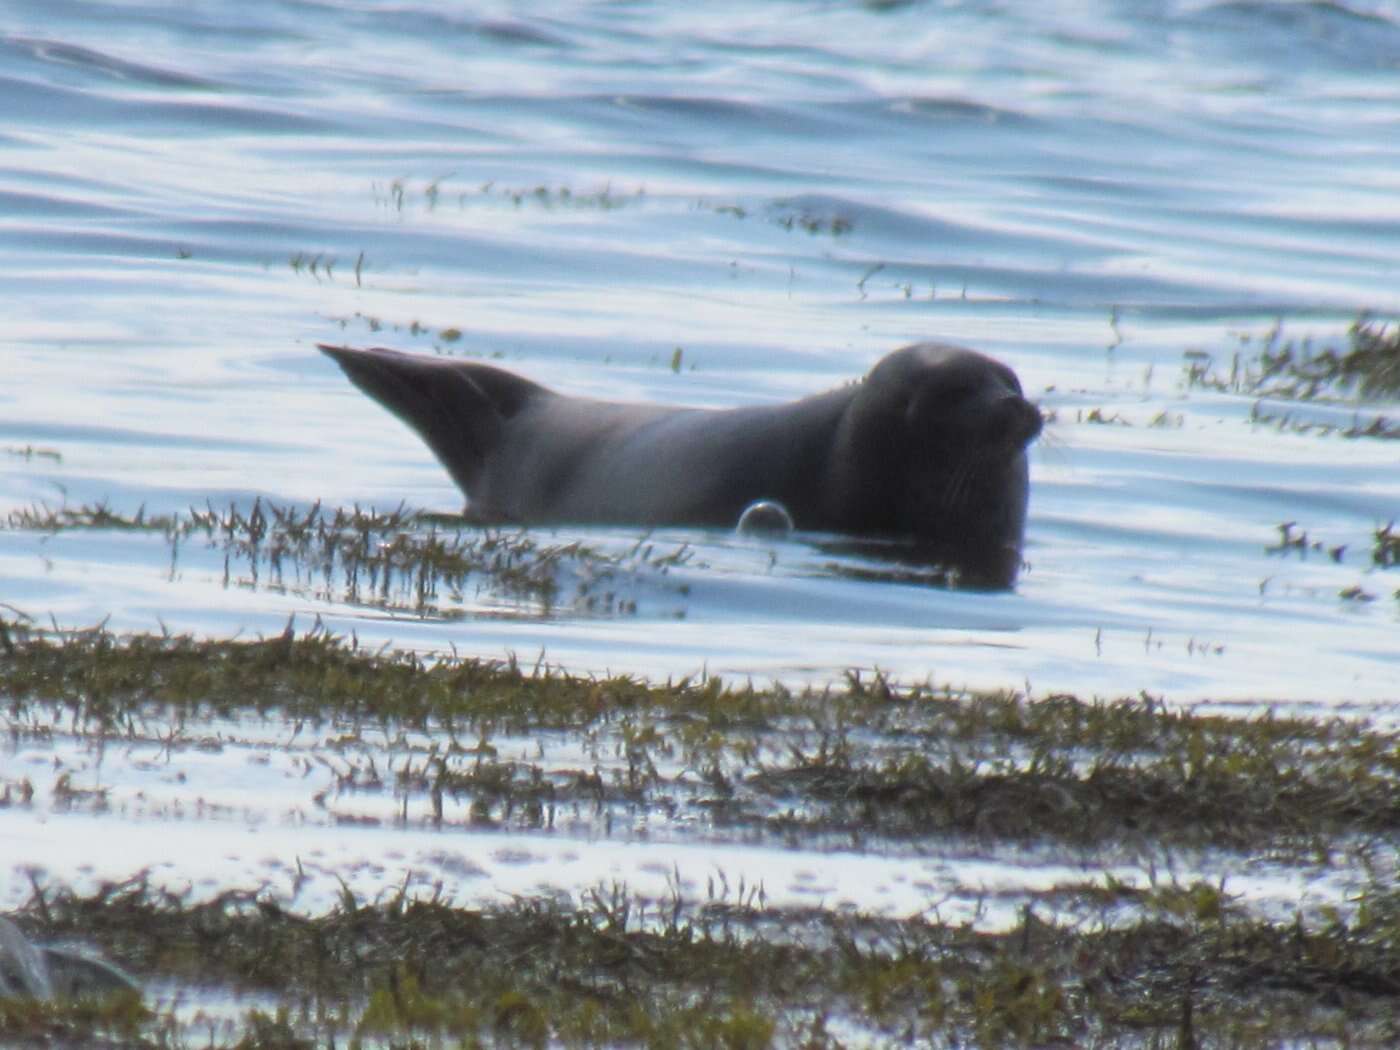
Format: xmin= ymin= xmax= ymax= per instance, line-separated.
xmin=826 ymin=343 xmax=1042 ymax=586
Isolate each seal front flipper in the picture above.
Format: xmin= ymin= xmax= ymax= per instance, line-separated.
xmin=318 ymin=344 xmax=548 ymax=502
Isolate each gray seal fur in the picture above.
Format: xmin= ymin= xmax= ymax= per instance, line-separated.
xmin=319 ymin=341 xmax=1042 ymax=587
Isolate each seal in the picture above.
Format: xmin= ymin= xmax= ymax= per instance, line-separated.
xmin=0 ymin=916 xmax=139 ymax=1001
xmin=319 ymin=341 xmax=1043 ymax=587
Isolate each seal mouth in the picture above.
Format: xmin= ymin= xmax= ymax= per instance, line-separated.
xmin=883 ymin=380 xmax=1041 ymax=587
xmin=930 ymin=451 xmax=1021 ymax=522
xmin=910 ymin=396 xmax=1037 ymax=587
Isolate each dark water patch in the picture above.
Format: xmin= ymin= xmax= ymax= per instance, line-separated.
xmin=334 ymin=7 xmax=573 ymax=50
xmin=257 ymin=123 xmax=515 ymax=164
xmin=584 ymin=93 xmax=855 ymax=143
xmin=548 ymin=148 xmax=855 ymax=190
xmin=0 ymin=165 xmax=133 ymax=198
xmin=3 ymin=222 xmax=598 ymax=288
xmin=0 ymin=189 xmax=131 ymax=221
xmin=159 ymin=216 xmax=389 ymax=251
xmin=605 ymin=92 xmax=819 ymax=127
xmin=1206 ymin=210 xmax=1400 ymax=261
xmin=5 ymin=34 xmax=222 ymax=90
xmin=766 ymin=192 xmax=1112 ymax=261
xmin=6 ymin=227 xmax=239 ymax=266
xmin=0 ymin=420 xmax=295 ymax=455
xmin=474 ymin=17 xmax=572 ymax=48
xmin=1191 ymin=0 xmax=1400 ymax=71
xmin=1049 ymin=201 xmax=1400 ymax=261
xmin=1087 ymin=302 xmax=1370 ymax=327
xmin=1027 ymin=173 xmax=1181 ymax=203
xmin=0 ymin=72 xmax=336 ymax=134
xmin=688 ymin=32 xmax=879 ymax=89
xmin=849 ymin=94 xmax=1039 ymax=129
xmin=0 ymin=72 xmax=137 ymax=125
xmin=798 ymin=253 xmax=1259 ymax=311
xmin=131 ymin=98 xmax=338 ymax=135
xmin=14 ymin=0 xmax=317 ymax=46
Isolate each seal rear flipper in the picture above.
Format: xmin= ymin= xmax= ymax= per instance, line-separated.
xmin=318 ymin=344 xmax=548 ymax=498
xmin=42 ymin=945 xmax=141 ymax=999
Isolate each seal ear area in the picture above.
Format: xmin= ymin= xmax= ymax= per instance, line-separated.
xmin=317 ymin=344 xmax=550 ymax=492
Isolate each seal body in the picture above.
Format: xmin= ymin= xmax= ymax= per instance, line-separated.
xmin=319 ymin=341 xmax=1042 ymax=586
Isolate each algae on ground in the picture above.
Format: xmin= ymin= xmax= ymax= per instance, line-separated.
xmin=4 ymin=618 xmax=1400 ymax=851
xmin=7 ymin=864 xmax=1400 ymax=1048
xmin=4 ymin=618 xmax=1400 ymax=1046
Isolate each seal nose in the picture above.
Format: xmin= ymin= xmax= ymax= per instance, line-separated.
xmin=990 ymin=395 xmax=1044 ymax=449
xmin=1013 ymin=399 xmax=1044 ymax=447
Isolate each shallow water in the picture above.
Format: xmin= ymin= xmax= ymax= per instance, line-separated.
xmin=2 ymin=0 xmax=1399 ymax=1020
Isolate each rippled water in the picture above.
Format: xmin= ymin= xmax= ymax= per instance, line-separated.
xmin=3 ymin=0 xmax=1399 ymax=1007
xmin=5 ymin=0 xmax=1398 ymax=702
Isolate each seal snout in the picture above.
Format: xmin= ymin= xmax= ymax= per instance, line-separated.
xmin=999 ymin=394 xmax=1044 ymax=450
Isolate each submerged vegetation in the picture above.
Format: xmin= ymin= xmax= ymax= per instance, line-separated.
xmin=1183 ymin=317 xmax=1400 ymax=437
xmin=372 ymin=176 xmax=645 ymax=215
xmin=9 ymin=871 xmax=1400 ymax=1049
xmin=3 ymin=445 xmax=62 ymax=464
xmin=365 ymin=172 xmax=856 ymax=242
xmin=3 ymin=499 xmax=694 ymax=618
xmin=1184 ymin=316 xmax=1400 ymax=400
xmin=2 ymin=618 xmax=1400 ymax=1046
xmin=5 ymin=619 xmax=1400 ymax=853
xmin=1269 ymin=519 xmax=1400 ymax=575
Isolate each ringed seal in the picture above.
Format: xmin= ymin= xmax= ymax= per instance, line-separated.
xmin=319 ymin=341 xmax=1043 ymax=587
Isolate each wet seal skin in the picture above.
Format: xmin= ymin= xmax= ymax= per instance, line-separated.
xmin=0 ymin=915 xmax=139 ymax=1001
xmin=320 ymin=341 xmax=1043 ymax=588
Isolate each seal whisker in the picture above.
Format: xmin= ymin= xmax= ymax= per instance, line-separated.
xmin=939 ymin=465 xmax=969 ymax=515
